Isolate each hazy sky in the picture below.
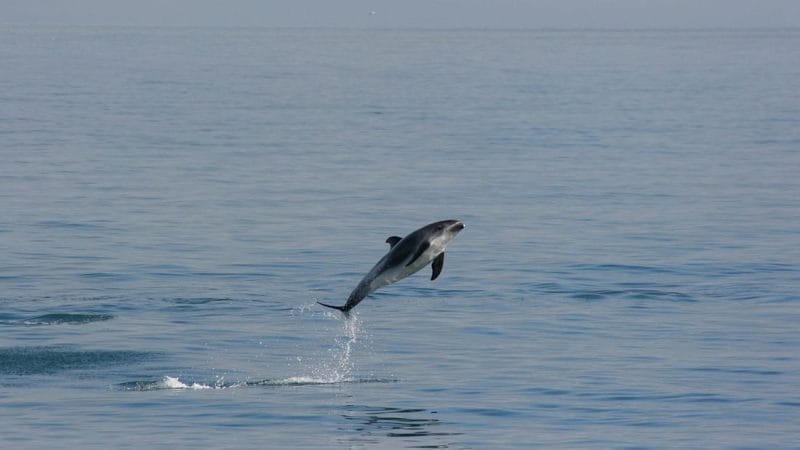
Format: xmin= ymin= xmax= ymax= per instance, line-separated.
xmin=4 ymin=0 xmax=800 ymax=28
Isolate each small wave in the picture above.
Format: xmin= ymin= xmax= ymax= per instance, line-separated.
xmin=687 ymin=366 xmax=783 ymax=376
xmin=168 ymin=297 xmax=233 ymax=305
xmin=569 ymin=289 xmax=694 ymax=303
xmin=571 ymin=263 xmax=679 ymax=274
xmin=35 ymin=220 xmax=109 ymax=230
xmin=79 ymin=272 xmax=133 ymax=281
xmin=22 ymin=313 xmax=114 ymax=325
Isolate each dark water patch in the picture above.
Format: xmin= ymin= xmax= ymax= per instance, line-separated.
xmin=342 ymin=405 xmax=462 ymax=439
xmin=529 ymin=282 xmax=569 ymax=294
xmin=0 ymin=275 xmax=26 ymax=281
xmin=168 ymin=297 xmax=233 ymax=305
xmin=0 ymin=312 xmax=113 ymax=326
xmin=189 ymin=271 xmax=267 ymax=279
xmin=569 ymin=289 xmax=695 ymax=303
xmin=141 ymin=264 xmax=192 ymax=278
xmin=405 ymin=286 xmax=479 ymax=298
xmin=524 ymin=387 xmax=571 ymax=396
xmin=685 ymin=262 xmax=800 ymax=279
xmin=571 ymin=292 xmax=609 ymax=301
xmin=0 ymin=346 xmax=152 ymax=375
xmin=571 ymin=263 xmax=679 ymax=275
xmin=687 ymin=367 xmax=783 ymax=376
xmin=223 ymin=264 xmax=283 ymax=279
xmin=724 ymin=263 xmax=798 ymax=275
xmin=762 ymin=294 xmax=800 ymax=304
xmin=625 ymin=290 xmax=694 ymax=301
xmin=532 ymin=402 xmax=561 ymax=410
xmin=35 ymin=220 xmax=110 ymax=230
xmin=79 ymin=272 xmax=135 ymax=282
xmin=161 ymin=297 xmax=256 ymax=314
xmin=565 ymin=406 xmax=615 ymax=415
xmin=680 ymin=395 xmax=740 ymax=404
xmin=0 ymin=313 xmax=23 ymax=325
xmin=22 ymin=313 xmax=114 ymax=325
xmin=452 ymin=407 xmax=524 ymax=418
xmin=590 ymin=391 xmax=740 ymax=404
xmin=66 ymin=254 xmax=109 ymax=262
xmin=462 ymin=326 xmax=504 ymax=336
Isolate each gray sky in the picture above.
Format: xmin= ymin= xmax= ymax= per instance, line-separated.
xmin=3 ymin=0 xmax=800 ymax=28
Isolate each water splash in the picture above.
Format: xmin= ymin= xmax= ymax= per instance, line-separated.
xmin=306 ymin=313 xmax=361 ymax=383
xmin=118 ymin=312 xmax=367 ymax=391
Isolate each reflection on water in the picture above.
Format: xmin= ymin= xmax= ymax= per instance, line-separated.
xmin=341 ymin=405 xmax=462 ymax=448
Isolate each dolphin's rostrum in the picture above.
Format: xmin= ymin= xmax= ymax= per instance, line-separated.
xmin=318 ymin=219 xmax=465 ymax=315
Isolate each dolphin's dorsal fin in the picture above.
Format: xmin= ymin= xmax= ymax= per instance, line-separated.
xmin=385 ymin=236 xmax=402 ymax=248
xmin=431 ymin=252 xmax=445 ymax=280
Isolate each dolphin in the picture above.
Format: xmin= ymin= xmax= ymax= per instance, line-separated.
xmin=318 ymin=219 xmax=465 ymax=315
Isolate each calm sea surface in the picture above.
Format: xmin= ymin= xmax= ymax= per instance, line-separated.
xmin=1 ymin=27 xmax=799 ymax=449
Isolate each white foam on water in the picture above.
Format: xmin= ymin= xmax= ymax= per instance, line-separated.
xmin=161 ymin=376 xmax=213 ymax=390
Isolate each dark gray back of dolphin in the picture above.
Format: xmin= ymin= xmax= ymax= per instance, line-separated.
xmin=318 ymin=219 xmax=464 ymax=315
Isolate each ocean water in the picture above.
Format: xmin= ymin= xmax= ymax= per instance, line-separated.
xmin=1 ymin=27 xmax=799 ymax=449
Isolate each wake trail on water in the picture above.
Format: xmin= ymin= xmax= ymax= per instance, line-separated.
xmin=119 ymin=313 xmax=376 ymax=391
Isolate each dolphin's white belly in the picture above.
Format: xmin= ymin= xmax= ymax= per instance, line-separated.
xmin=368 ymin=247 xmax=441 ymax=293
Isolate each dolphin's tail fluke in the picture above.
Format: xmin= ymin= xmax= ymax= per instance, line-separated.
xmin=317 ymin=301 xmax=352 ymax=317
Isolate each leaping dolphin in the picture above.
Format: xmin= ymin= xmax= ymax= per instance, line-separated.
xmin=318 ymin=219 xmax=465 ymax=315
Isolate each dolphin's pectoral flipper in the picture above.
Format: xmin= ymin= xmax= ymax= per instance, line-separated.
xmin=406 ymin=242 xmax=430 ymax=267
xmin=385 ymin=236 xmax=402 ymax=248
xmin=431 ymin=252 xmax=445 ymax=281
